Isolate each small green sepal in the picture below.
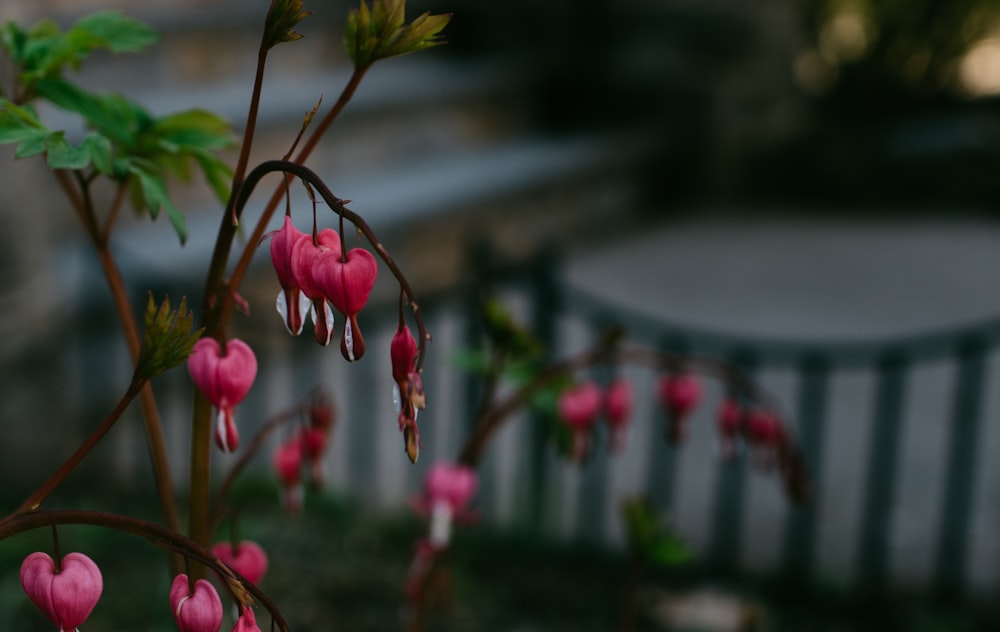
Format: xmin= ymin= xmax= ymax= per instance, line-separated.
xmin=263 ymin=0 xmax=312 ymax=50
xmin=135 ymin=294 xmax=203 ymax=380
xmin=344 ymin=0 xmax=451 ymax=68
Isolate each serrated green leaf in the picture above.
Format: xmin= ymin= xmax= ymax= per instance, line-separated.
xmin=14 ymin=133 xmax=47 ymax=159
xmin=0 ymin=100 xmax=48 ymax=144
xmin=80 ymin=133 xmax=114 ymax=174
xmin=35 ymin=77 xmax=150 ymax=148
xmin=12 ymin=11 xmax=157 ymax=86
xmin=192 ymin=150 xmax=234 ymax=205
xmin=150 ymin=108 xmax=235 ymax=151
xmin=45 ymin=131 xmax=90 ymax=169
xmin=128 ymin=164 xmax=187 ymax=244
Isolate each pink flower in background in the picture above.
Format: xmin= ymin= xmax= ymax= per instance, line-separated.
xmin=290 ymin=228 xmax=340 ymax=346
xmin=603 ymin=378 xmax=634 ymax=452
xmin=211 ymin=540 xmax=269 ymax=586
xmin=657 ymin=373 xmax=702 ymax=443
xmin=269 ymin=215 xmax=311 ymax=336
xmin=745 ymin=409 xmax=785 ymax=467
xmin=20 ymin=551 xmax=103 ymax=631
xmin=558 ymin=381 xmax=602 ymax=461
xmin=716 ymin=397 xmax=744 ymax=458
xmin=273 ymin=437 xmax=304 ymax=513
xmin=312 ymin=247 xmax=378 ymax=362
xmin=422 ymin=462 xmax=478 ymax=548
xmin=231 ymin=607 xmax=262 ymax=632
xmin=187 ymin=338 xmax=257 ymax=453
xmin=170 ymin=575 xmax=223 ymax=632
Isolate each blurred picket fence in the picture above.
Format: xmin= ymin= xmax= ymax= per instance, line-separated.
xmin=8 ymin=239 xmax=1000 ymax=601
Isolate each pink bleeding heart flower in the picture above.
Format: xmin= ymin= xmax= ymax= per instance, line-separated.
xmin=232 ymin=607 xmax=262 ymax=632
xmin=657 ymin=373 xmax=702 ymax=443
xmin=423 ymin=462 xmax=478 ymax=548
xmin=188 ymin=337 xmax=257 ymax=453
xmin=312 ymin=247 xmax=378 ymax=362
xmin=716 ymin=398 xmax=744 ymax=458
xmin=20 ymin=551 xmax=103 ymax=631
xmin=170 ymin=575 xmax=222 ymax=632
xmin=603 ymin=378 xmax=634 ymax=452
xmin=558 ymin=381 xmax=602 ymax=461
xmin=290 ymin=228 xmax=340 ymax=346
xmin=273 ymin=438 xmax=304 ymax=512
xmin=745 ymin=409 xmax=786 ymax=468
xmin=391 ymin=324 xmax=425 ymax=463
xmin=269 ymin=215 xmax=312 ymax=336
xmin=211 ymin=540 xmax=269 ymax=586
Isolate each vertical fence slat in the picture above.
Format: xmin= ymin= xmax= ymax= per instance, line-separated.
xmin=644 ymin=335 xmax=691 ymax=515
xmin=527 ymin=244 xmax=561 ymax=530
xmin=782 ymin=351 xmax=830 ymax=583
xmin=707 ymin=348 xmax=757 ymax=575
xmin=933 ymin=336 xmax=987 ymax=598
xmin=857 ymin=350 xmax=908 ymax=592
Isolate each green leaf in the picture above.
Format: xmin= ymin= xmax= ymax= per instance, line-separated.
xmin=0 ymin=100 xmax=48 ymax=144
xmin=11 ymin=11 xmax=157 ymax=86
xmin=648 ymin=535 xmax=691 ymax=567
xmin=264 ymin=0 xmax=312 ymax=50
xmin=0 ymin=22 xmax=27 ymax=60
xmin=192 ymin=150 xmax=234 ymax=205
xmin=35 ymin=77 xmax=150 ymax=148
xmin=128 ymin=163 xmax=187 ymax=244
xmin=150 ymin=109 xmax=235 ymax=152
xmin=13 ymin=132 xmax=47 ymax=159
xmin=44 ymin=131 xmax=90 ymax=169
xmin=80 ymin=133 xmax=114 ymax=175
xmin=72 ymin=10 xmax=158 ymax=53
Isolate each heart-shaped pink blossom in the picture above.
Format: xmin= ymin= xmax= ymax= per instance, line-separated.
xmin=603 ymin=378 xmax=634 ymax=451
xmin=558 ymin=381 xmax=602 ymax=430
xmin=312 ymin=247 xmax=378 ymax=361
xmin=425 ymin=462 xmax=478 ymax=513
xmin=21 ymin=551 xmax=103 ymax=631
xmin=211 ymin=540 xmax=269 ymax=586
xmin=269 ymin=215 xmax=311 ymax=336
xmin=187 ymin=337 xmax=257 ymax=453
xmin=170 ymin=575 xmax=223 ymax=632
xmin=290 ymin=229 xmax=340 ymax=345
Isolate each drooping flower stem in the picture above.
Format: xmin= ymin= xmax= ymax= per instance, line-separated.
xmin=191 ymin=65 xmax=370 ymax=568
xmin=52 ymin=170 xmax=183 ymax=573
xmin=0 ymin=509 xmax=290 ymax=632
xmin=223 ymin=65 xmax=372 ymax=308
xmin=455 ymin=342 xmax=779 ymax=467
xmin=15 ymin=378 xmax=146 ymax=515
xmin=230 ymin=160 xmax=433 ymax=367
